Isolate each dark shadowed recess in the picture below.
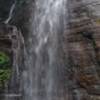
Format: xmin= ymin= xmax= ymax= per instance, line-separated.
xmin=10 ymin=0 xmax=35 ymax=40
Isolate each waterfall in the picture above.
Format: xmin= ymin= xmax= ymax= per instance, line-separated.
xmin=23 ymin=0 xmax=67 ymax=100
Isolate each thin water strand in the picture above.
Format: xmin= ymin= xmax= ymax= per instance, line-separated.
xmin=4 ymin=2 xmax=16 ymax=24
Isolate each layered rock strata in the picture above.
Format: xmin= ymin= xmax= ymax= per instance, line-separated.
xmin=65 ymin=0 xmax=100 ymax=99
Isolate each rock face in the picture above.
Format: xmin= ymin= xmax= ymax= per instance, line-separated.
xmin=0 ymin=23 xmax=24 ymax=100
xmin=0 ymin=0 xmax=31 ymax=40
xmin=64 ymin=0 xmax=100 ymax=99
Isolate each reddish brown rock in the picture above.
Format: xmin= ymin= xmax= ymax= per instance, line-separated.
xmin=64 ymin=0 xmax=100 ymax=99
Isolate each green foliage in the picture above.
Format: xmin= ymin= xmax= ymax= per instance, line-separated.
xmin=0 ymin=52 xmax=10 ymax=68
xmin=0 ymin=52 xmax=12 ymax=88
xmin=0 ymin=69 xmax=11 ymax=88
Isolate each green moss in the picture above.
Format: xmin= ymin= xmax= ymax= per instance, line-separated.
xmin=0 ymin=52 xmax=12 ymax=88
xmin=0 ymin=52 xmax=10 ymax=68
xmin=0 ymin=69 xmax=11 ymax=88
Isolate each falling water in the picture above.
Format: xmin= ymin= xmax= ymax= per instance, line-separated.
xmin=23 ymin=0 xmax=67 ymax=100
xmin=4 ymin=2 xmax=16 ymax=24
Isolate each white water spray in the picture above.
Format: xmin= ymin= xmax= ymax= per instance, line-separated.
xmin=23 ymin=0 xmax=67 ymax=100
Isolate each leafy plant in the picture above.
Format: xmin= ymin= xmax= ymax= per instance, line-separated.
xmin=0 ymin=51 xmax=10 ymax=68
xmin=0 ymin=51 xmax=12 ymax=88
xmin=0 ymin=69 xmax=11 ymax=88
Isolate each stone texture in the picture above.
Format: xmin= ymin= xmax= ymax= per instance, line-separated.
xmin=0 ymin=23 xmax=24 ymax=100
xmin=64 ymin=0 xmax=100 ymax=99
xmin=0 ymin=0 xmax=15 ymax=22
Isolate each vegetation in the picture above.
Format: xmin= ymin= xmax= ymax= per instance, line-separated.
xmin=0 ymin=51 xmax=12 ymax=88
xmin=0 ymin=69 xmax=11 ymax=88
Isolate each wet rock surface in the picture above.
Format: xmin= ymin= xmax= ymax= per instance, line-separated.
xmin=0 ymin=23 xmax=24 ymax=100
xmin=0 ymin=0 xmax=15 ymax=22
xmin=64 ymin=0 xmax=100 ymax=99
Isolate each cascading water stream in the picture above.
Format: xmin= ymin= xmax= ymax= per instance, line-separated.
xmin=1 ymin=0 xmax=100 ymax=100
xmin=23 ymin=0 xmax=67 ymax=100
xmin=4 ymin=1 xmax=16 ymax=24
